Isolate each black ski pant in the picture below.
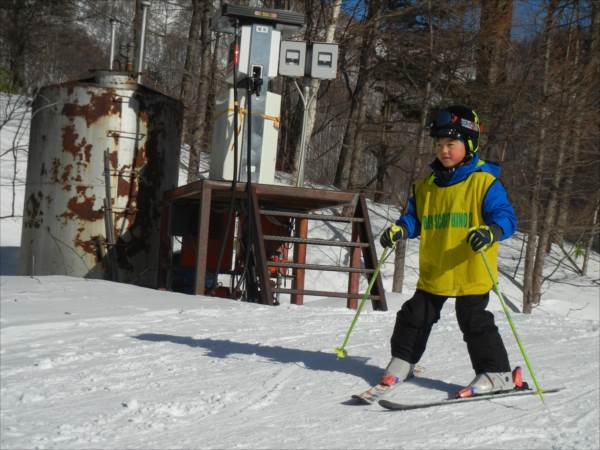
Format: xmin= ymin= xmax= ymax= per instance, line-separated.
xmin=390 ymin=289 xmax=511 ymax=374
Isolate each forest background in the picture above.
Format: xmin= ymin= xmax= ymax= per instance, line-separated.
xmin=1 ymin=0 xmax=598 ymax=313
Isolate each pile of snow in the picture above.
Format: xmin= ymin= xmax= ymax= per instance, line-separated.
xmin=1 ymin=92 xmax=599 ymax=449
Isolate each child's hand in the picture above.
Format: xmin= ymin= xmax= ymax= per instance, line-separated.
xmin=466 ymin=226 xmax=496 ymax=252
xmin=380 ymin=224 xmax=406 ymax=248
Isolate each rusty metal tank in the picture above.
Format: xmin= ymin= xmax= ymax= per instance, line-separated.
xmin=19 ymin=71 xmax=182 ymax=287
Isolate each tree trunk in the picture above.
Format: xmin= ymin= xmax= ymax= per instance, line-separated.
xmin=530 ymin=116 xmax=569 ymax=305
xmin=131 ymin=0 xmax=142 ymax=73
xmin=556 ymin=115 xmax=582 ymax=242
xmin=531 ymin=8 xmax=580 ymax=307
xmin=374 ymin=92 xmax=391 ymax=203
xmin=179 ymin=0 xmax=203 ymax=145
xmin=522 ymin=0 xmax=557 ymax=314
xmin=202 ymin=31 xmax=221 ymax=158
xmin=187 ymin=0 xmax=212 ymax=183
xmin=582 ymin=198 xmax=600 ymax=276
xmin=334 ymin=0 xmax=381 ymax=190
xmin=391 ymin=0 xmax=435 ymax=293
xmin=477 ymin=0 xmax=513 ymax=86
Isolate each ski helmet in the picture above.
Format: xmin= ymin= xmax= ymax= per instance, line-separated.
xmin=428 ymin=105 xmax=481 ymax=156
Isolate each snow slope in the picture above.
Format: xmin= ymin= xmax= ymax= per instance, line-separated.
xmin=1 ymin=93 xmax=599 ymax=449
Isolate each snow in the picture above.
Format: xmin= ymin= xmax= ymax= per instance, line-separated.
xmin=1 ymin=93 xmax=600 ymax=449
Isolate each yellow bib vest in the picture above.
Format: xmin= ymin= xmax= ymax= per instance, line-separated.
xmin=414 ymin=171 xmax=499 ymax=296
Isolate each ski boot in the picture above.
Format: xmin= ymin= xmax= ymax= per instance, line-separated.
xmin=353 ymin=358 xmax=414 ymax=403
xmin=381 ymin=357 xmax=415 ymax=387
xmin=455 ymin=366 xmax=527 ymax=398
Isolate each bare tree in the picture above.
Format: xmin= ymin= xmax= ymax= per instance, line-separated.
xmin=334 ymin=0 xmax=383 ymax=190
xmin=179 ymin=0 xmax=203 ymax=144
xmin=188 ymin=0 xmax=213 ymax=182
xmin=522 ymin=0 xmax=558 ymax=314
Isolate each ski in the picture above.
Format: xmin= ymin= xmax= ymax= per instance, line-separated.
xmin=378 ymin=386 xmax=564 ymax=411
xmin=351 ymin=365 xmax=425 ymax=404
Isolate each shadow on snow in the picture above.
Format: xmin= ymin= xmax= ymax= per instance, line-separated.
xmin=134 ymin=333 xmax=382 ymax=385
xmin=133 ymin=333 xmax=463 ymax=395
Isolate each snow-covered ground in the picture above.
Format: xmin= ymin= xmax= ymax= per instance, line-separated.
xmin=1 ymin=93 xmax=599 ymax=449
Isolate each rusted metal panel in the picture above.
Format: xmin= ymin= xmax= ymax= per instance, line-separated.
xmin=19 ymin=72 xmax=182 ymax=287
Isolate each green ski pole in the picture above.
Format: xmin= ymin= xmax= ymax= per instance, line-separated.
xmin=479 ymin=250 xmax=545 ymax=402
xmin=335 ymin=246 xmax=393 ymax=359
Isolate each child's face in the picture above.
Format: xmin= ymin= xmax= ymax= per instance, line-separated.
xmin=435 ymin=138 xmax=466 ymax=168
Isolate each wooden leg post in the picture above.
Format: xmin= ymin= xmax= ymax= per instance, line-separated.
xmin=347 ymin=221 xmax=360 ymax=309
xmin=194 ymin=183 xmax=212 ymax=295
xmin=291 ymin=217 xmax=308 ymax=305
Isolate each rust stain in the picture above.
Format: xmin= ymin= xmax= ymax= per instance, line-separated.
xmin=62 ymin=90 xmax=121 ymax=127
xmin=61 ymin=164 xmax=72 ymax=184
xmin=50 ymin=158 xmax=61 ymax=183
xmin=58 ymin=210 xmax=75 ymax=222
xmin=83 ymin=139 xmax=92 ymax=163
xmin=62 ymin=126 xmax=94 ymax=163
xmin=62 ymin=186 xmax=104 ymax=221
xmin=74 ymin=236 xmax=97 ymax=255
xmin=62 ymin=125 xmax=80 ymax=158
xmin=24 ymin=191 xmax=44 ymax=228
xmin=139 ymin=111 xmax=149 ymax=125
xmin=134 ymin=143 xmax=148 ymax=168
xmin=117 ymin=175 xmax=130 ymax=198
xmin=110 ymin=151 xmax=118 ymax=169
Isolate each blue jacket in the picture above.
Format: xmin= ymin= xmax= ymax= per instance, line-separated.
xmin=397 ymin=154 xmax=517 ymax=240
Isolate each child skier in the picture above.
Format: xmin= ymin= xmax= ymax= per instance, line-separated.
xmin=379 ymin=105 xmax=520 ymax=398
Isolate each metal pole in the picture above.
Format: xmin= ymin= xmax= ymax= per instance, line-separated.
xmin=479 ymin=250 xmax=545 ymax=402
xmin=294 ymin=81 xmax=312 ymax=188
xmin=109 ymin=19 xmax=117 ymax=71
xmin=335 ymin=245 xmax=393 ymax=359
xmin=137 ymin=1 xmax=151 ymax=84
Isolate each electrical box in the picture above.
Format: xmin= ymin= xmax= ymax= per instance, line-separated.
xmin=307 ymin=42 xmax=338 ymax=80
xmin=278 ymin=40 xmax=306 ymax=78
xmin=227 ymin=25 xmax=281 ymax=84
xmin=210 ymin=88 xmax=281 ymax=185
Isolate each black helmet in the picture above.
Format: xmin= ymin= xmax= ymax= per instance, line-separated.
xmin=428 ymin=105 xmax=481 ymax=156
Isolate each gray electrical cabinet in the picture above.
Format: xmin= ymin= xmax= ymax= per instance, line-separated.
xmin=278 ymin=40 xmax=307 ymax=78
xmin=307 ymin=43 xmax=338 ymax=80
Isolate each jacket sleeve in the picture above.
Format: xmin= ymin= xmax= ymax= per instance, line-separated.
xmin=397 ymin=192 xmax=421 ymax=239
xmin=483 ymin=180 xmax=517 ymax=241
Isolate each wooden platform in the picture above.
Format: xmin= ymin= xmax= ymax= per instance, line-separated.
xmin=157 ymin=179 xmax=387 ymax=311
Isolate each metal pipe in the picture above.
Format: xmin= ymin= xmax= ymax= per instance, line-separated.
xmin=109 ymin=19 xmax=117 ymax=71
xmin=293 ymin=80 xmax=310 ymax=188
xmin=137 ymin=1 xmax=151 ymax=84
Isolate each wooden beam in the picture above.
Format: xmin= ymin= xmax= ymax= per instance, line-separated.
xmin=291 ymin=217 xmax=308 ymax=305
xmin=194 ymin=182 xmax=212 ymax=295
xmin=357 ymin=194 xmax=387 ymax=311
xmin=250 ymin=185 xmax=274 ymax=305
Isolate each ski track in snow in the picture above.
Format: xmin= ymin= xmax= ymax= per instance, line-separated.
xmin=1 ymin=276 xmax=598 ymax=449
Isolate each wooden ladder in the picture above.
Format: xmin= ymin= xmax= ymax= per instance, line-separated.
xmin=247 ymin=186 xmax=387 ymax=311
